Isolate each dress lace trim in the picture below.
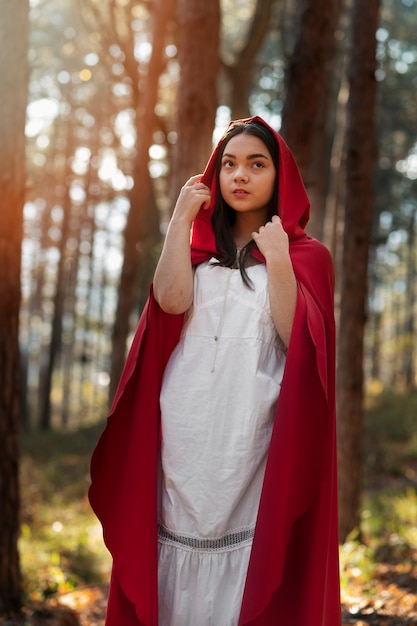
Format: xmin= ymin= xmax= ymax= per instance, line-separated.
xmin=158 ymin=524 xmax=254 ymax=553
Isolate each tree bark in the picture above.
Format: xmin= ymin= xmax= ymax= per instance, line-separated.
xmin=403 ymin=212 xmax=415 ymax=392
xmin=224 ymin=0 xmax=273 ymax=121
xmin=169 ymin=0 xmax=221 ymax=201
xmin=39 ymin=121 xmax=74 ymax=431
xmin=280 ymin=0 xmax=341 ymax=182
xmin=306 ymin=0 xmax=345 ymax=240
xmin=337 ymin=0 xmax=381 ymax=543
xmin=0 ymin=0 xmax=29 ymax=616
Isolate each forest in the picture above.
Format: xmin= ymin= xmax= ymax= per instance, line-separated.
xmin=0 ymin=0 xmax=417 ymax=623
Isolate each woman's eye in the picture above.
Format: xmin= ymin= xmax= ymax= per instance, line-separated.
xmin=222 ymin=160 xmax=234 ymax=168
xmin=253 ymin=161 xmax=265 ymax=169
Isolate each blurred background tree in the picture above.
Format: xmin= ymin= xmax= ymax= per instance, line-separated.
xmin=0 ymin=0 xmax=29 ymax=618
xmin=337 ymin=0 xmax=381 ymax=543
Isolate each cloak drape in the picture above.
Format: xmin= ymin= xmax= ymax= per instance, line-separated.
xmin=89 ymin=116 xmax=341 ymax=625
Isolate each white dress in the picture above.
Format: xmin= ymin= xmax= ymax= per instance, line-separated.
xmin=158 ymin=260 xmax=286 ymax=626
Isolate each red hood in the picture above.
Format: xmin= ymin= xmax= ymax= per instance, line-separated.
xmin=191 ymin=115 xmax=309 ymax=264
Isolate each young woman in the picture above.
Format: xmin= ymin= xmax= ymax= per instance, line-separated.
xmin=89 ymin=117 xmax=341 ymax=626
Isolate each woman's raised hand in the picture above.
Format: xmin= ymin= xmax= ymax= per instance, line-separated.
xmin=251 ymin=215 xmax=289 ymax=261
xmin=172 ymin=175 xmax=212 ymax=224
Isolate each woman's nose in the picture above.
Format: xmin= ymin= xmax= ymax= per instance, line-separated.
xmin=233 ymin=167 xmax=247 ymax=181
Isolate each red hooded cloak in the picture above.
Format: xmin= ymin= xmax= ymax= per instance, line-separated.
xmin=89 ymin=116 xmax=341 ymax=625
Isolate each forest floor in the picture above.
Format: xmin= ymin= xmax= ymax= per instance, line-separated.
xmin=5 ymin=570 xmax=417 ymax=626
xmin=1 ymin=389 xmax=417 ymax=625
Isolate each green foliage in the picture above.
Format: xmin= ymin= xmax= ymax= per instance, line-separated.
xmin=340 ymin=529 xmax=377 ymax=589
xmin=363 ymin=488 xmax=417 ymax=557
xmin=340 ymin=390 xmax=417 ymax=595
xmin=19 ymin=426 xmax=111 ymax=601
xmin=364 ymin=389 xmax=417 ymax=478
xmin=340 ymin=487 xmax=417 ymax=619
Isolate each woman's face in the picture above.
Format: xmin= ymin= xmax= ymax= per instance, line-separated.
xmin=219 ymin=132 xmax=276 ymax=223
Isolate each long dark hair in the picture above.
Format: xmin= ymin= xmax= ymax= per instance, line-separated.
xmin=212 ymin=120 xmax=279 ymax=287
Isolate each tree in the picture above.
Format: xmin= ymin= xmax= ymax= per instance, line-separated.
xmin=280 ymin=0 xmax=342 ymax=182
xmin=39 ymin=115 xmax=76 ymax=431
xmin=169 ymin=0 xmax=221 ymax=200
xmin=280 ymin=0 xmax=344 ymax=243
xmin=0 ymin=0 xmax=29 ymax=616
xmin=108 ymin=0 xmax=175 ymax=402
xmin=337 ymin=0 xmax=381 ymax=543
xmin=223 ymin=0 xmax=274 ymax=120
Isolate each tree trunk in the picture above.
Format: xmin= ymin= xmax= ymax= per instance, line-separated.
xmin=224 ymin=0 xmax=273 ymax=121
xmin=0 ymin=0 xmax=29 ymax=616
xmin=280 ymin=0 xmax=341 ymax=181
xmin=337 ymin=0 xmax=381 ymax=543
xmin=322 ymin=67 xmax=349 ymax=262
xmin=39 ymin=123 xmax=74 ymax=431
xmin=109 ymin=0 xmax=174 ymax=403
xmin=169 ymin=0 xmax=221 ymax=201
xmin=403 ymin=212 xmax=415 ymax=393
xmin=307 ymin=0 xmax=345 ymax=240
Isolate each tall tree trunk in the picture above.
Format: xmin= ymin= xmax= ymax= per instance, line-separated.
xmin=39 ymin=123 xmax=74 ymax=430
xmin=337 ymin=0 xmax=380 ymax=543
xmin=224 ymin=0 xmax=273 ymax=121
xmin=403 ymin=212 xmax=415 ymax=393
xmin=322 ymin=68 xmax=349 ymax=262
xmin=0 ymin=0 xmax=29 ymax=616
xmin=368 ymin=307 xmax=382 ymax=383
xmin=109 ymin=0 xmax=174 ymax=403
xmin=169 ymin=0 xmax=220 ymax=201
xmin=280 ymin=0 xmax=341 ymax=181
xmin=307 ymin=0 xmax=345 ymax=240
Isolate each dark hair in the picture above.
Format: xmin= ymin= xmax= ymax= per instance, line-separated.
xmin=211 ymin=120 xmax=279 ymax=287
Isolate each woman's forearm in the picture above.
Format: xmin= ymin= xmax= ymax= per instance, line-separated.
xmin=266 ymin=256 xmax=297 ymax=349
xmin=251 ymin=215 xmax=297 ymax=348
xmin=153 ymin=175 xmax=211 ymax=315
xmin=153 ymin=216 xmax=194 ymax=314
